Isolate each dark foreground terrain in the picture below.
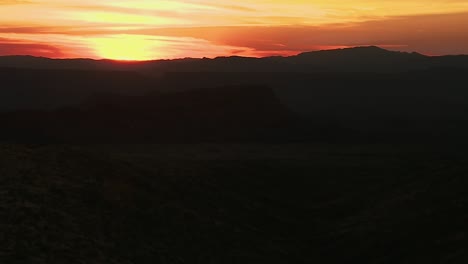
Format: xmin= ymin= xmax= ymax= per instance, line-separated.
xmin=1 ymin=47 xmax=468 ymax=263
xmin=1 ymin=143 xmax=467 ymax=263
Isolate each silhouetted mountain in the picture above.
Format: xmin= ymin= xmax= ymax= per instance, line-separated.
xmin=2 ymin=46 xmax=468 ymax=74
xmin=2 ymin=47 xmax=468 ymax=264
xmin=0 ymin=85 xmax=296 ymax=143
xmin=2 ymin=67 xmax=468 ymax=144
xmin=0 ymin=67 xmax=154 ymax=110
xmin=0 ymin=55 xmax=163 ymax=72
xmin=289 ymin=46 xmax=429 ymax=71
xmin=2 ymin=46 xmax=468 ymax=144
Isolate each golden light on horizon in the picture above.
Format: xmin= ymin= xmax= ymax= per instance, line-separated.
xmin=90 ymin=35 xmax=162 ymax=61
xmin=1 ymin=0 xmax=468 ymax=58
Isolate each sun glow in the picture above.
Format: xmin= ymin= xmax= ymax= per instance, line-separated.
xmin=1 ymin=0 xmax=468 ymax=58
xmin=90 ymin=34 xmax=162 ymax=61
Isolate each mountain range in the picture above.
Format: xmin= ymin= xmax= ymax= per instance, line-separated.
xmin=1 ymin=46 xmax=468 ymax=74
xmin=2 ymin=46 xmax=468 ymax=144
xmin=2 ymin=46 xmax=468 ymax=264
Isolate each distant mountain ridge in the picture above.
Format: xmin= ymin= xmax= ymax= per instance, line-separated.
xmin=2 ymin=47 xmax=468 ymax=143
xmin=1 ymin=46 xmax=468 ymax=74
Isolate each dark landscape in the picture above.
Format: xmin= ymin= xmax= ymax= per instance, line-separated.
xmin=1 ymin=47 xmax=468 ymax=263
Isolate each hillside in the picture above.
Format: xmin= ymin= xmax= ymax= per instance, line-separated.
xmin=0 ymin=67 xmax=154 ymax=110
xmin=1 ymin=67 xmax=468 ymax=144
xmin=1 ymin=143 xmax=467 ymax=263
xmin=1 ymin=45 xmax=468 ymax=263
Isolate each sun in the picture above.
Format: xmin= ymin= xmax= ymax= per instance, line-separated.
xmin=90 ymin=34 xmax=162 ymax=61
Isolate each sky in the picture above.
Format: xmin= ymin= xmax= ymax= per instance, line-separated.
xmin=1 ymin=0 xmax=468 ymax=60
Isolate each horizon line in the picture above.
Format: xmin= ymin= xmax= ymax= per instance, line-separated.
xmin=0 ymin=46 xmax=465 ymax=62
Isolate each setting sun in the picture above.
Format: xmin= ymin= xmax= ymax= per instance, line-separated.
xmin=1 ymin=0 xmax=468 ymax=58
xmin=90 ymin=34 xmax=162 ymax=61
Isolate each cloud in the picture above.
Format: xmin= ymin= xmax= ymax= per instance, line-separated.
xmin=63 ymin=4 xmax=183 ymax=18
xmin=0 ymin=37 xmax=64 ymax=57
xmin=0 ymin=0 xmax=33 ymax=4
xmin=1 ymin=11 xmax=468 ymax=58
xmin=0 ymin=26 xmax=61 ymax=34
xmin=185 ymin=1 xmax=256 ymax=12
xmin=124 ymin=12 xmax=468 ymax=56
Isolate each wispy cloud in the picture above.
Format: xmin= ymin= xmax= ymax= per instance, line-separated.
xmin=1 ymin=1 xmax=468 ymax=58
xmin=0 ymin=0 xmax=34 ymax=5
xmin=0 ymin=37 xmax=64 ymax=57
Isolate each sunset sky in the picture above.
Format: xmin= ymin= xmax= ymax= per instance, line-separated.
xmin=1 ymin=0 xmax=468 ymax=60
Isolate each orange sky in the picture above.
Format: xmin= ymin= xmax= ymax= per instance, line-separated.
xmin=1 ymin=0 xmax=468 ymax=60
